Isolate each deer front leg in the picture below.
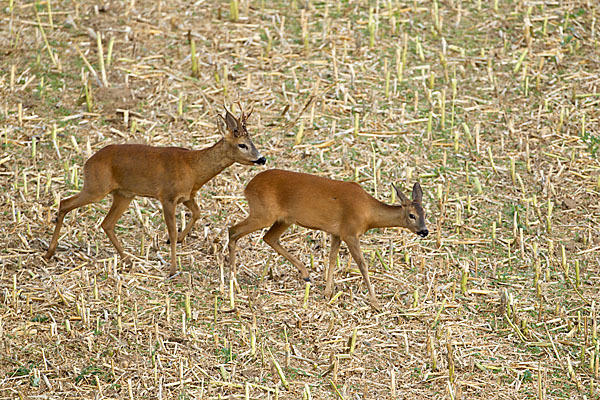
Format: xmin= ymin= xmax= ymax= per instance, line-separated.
xmin=344 ymin=236 xmax=380 ymax=310
xmin=324 ymin=234 xmax=341 ymax=298
xmin=177 ymin=198 xmax=201 ymax=243
xmin=162 ymin=200 xmax=179 ymax=276
xmin=228 ymin=216 xmax=271 ymax=280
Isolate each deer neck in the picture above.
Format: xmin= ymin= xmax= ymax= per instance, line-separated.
xmin=367 ymin=200 xmax=407 ymax=230
xmin=191 ymin=139 xmax=234 ymax=189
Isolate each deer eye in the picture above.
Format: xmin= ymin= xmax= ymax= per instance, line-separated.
xmin=238 ymin=144 xmax=248 ymax=150
xmin=409 ymin=213 xmax=416 ymax=220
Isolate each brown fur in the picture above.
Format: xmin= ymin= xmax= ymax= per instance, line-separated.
xmin=44 ymin=108 xmax=265 ymax=275
xmin=228 ymin=169 xmax=428 ymax=309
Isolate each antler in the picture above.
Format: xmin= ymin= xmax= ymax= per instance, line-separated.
xmin=223 ymin=104 xmax=234 ymax=118
xmin=244 ymin=104 xmax=254 ymax=121
xmin=237 ymin=101 xmax=254 ymax=122
xmin=236 ymin=101 xmax=244 ymax=121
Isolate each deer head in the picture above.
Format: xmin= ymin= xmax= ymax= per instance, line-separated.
xmin=218 ymin=106 xmax=266 ymax=166
xmin=393 ymin=182 xmax=428 ymax=237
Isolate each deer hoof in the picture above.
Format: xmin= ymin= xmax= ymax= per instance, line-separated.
xmin=303 ymin=276 xmax=311 ymax=283
xmin=368 ymin=298 xmax=381 ymax=310
xmin=166 ymin=230 xmax=183 ymax=244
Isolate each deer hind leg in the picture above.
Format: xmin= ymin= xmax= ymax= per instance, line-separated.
xmin=344 ymin=236 xmax=380 ymax=310
xmin=176 ymin=198 xmax=201 ymax=243
xmin=263 ymin=221 xmax=311 ymax=282
xmin=44 ymin=189 xmax=106 ymax=259
xmin=324 ymin=234 xmax=341 ymax=298
xmin=101 ymin=191 xmax=134 ymax=265
xmin=228 ymin=216 xmax=273 ymax=280
xmin=161 ymin=200 xmax=179 ymax=276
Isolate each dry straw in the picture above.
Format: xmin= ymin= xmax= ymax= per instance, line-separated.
xmin=1 ymin=0 xmax=599 ymax=399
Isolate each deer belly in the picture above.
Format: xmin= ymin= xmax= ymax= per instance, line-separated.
xmin=294 ymin=212 xmax=342 ymax=234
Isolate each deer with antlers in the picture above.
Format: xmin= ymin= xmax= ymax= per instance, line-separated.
xmin=228 ymin=169 xmax=428 ymax=309
xmin=44 ymin=106 xmax=265 ymax=276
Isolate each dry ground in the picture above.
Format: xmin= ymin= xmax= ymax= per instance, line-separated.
xmin=1 ymin=0 xmax=600 ymax=399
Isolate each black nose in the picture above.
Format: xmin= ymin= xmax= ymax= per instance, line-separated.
xmin=417 ymin=229 xmax=429 ymax=237
xmin=254 ymin=157 xmax=266 ymax=165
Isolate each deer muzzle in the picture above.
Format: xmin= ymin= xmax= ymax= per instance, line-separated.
xmin=253 ymin=156 xmax=267 ymax=165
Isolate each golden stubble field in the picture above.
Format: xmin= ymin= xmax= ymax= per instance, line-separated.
xmin=1 ymin=0 xmax=600 ymax=399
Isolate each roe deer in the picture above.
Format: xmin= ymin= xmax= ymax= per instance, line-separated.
xmin=44 ymin=106 xmax=266 ymax=276
xmin=228 ymin=169 xmax=428 ymax=309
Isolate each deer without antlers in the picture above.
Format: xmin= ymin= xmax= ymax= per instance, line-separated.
xmin=44 ymin=106 xmax=266 ymax=276
xmin=228 ymin=169 xmax=428 ymax=309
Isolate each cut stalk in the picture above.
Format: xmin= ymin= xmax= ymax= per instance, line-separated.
xmin=84 ymin=80 xmax=93 ymax=112
xmin=97 ymin=33 xmax=108 ymax=87
xmin=460 ymin=264 xmax=469 ymax=295
xmin=46 ymin=0 xmax=54 ymax=28
xmin=368 ymin=8 xmax=375 ymax=48
xmin=349 ymin=328 xmax=357 ymax=354
xmin=230 ymin=0 xmax=239 ymax=22
xmin=185 ymin=293 xmax=191 ymax=320
xmin=302 ymin=282 xmax=310 ymax=309
xmin=106 ymin=36 xmax=115 ymax=68
xmin=270 ymin=349 xmax=289 ymax=389
xmin=34 ymin=7 xmax=59 ymax=70
xmin=190 ymin=37 xmax=198 ymax=78
xmin=384 ymin=60 xmax=390 ymax=99
xmin=487 ymin=148 xmax=497 ymax=174
xmin=294 ymin=120 xmax=304 ymax=146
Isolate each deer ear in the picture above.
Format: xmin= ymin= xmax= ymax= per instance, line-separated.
xmin=412 ymin=182 xmax=423 ymax=203
xmin=217 ymin=114 xmax=229 ymax=137
xmin=224 ymin=108 xmax=238 ymax=132
xmin=392 ymin=183 xmax=410 ymax=204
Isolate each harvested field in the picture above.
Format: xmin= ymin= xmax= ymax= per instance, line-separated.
xmin=1 ymin=0 xmax=600 ymax=398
